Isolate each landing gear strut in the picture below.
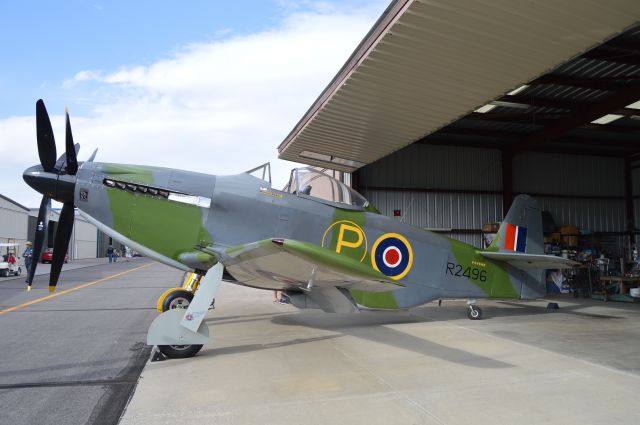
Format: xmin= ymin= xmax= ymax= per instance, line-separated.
xmin=156 ymin=272 xmax=203 ymax=312
xmin=148 ymin=264 xmax=223 ymax=359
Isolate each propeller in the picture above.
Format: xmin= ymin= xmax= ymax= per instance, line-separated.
xmin=87 ymin=148 xmax=98 ymax=163
xmin=36 ymin=100 xmax=57 ymax=172
xmin=50 ymin=203 xmax=75 ymax=288
xmin=23 ymin=99 xmax=91 ymax=292
xmin=65 ymin=109 xmax=78 ymax=175
xmin=25 ymin=197 xmax=51 ymax=289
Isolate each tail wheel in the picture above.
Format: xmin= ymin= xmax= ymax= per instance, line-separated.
xmin=158 ymin=289 xmax=203 ymax=358
xmin=467 ymin=305 xmax=482 ymax=320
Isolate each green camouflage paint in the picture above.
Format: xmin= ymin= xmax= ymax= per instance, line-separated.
xmin=283 ymin=239 xmax=401 ymax=284
xmin=448 ymin=238 xmax=518 ymax=298
xmin=106 ymin=187 xmax=212 ymax=262
xmin=325 ymin=209 xmax=368 ymax=263
xmin=349 ymin=289 xmax=400 ymax=309
xmin=322 ymin=209 xmax=401 ymax=309
xmin=103 ymin=164 xmax=166 ymax=185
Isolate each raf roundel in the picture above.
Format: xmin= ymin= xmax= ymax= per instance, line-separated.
xmin=371 ymin=233 xmax=413 ymax=281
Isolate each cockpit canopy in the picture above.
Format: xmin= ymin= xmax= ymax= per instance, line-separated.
xmin=284 ymin=167 xmax=369 ymax=209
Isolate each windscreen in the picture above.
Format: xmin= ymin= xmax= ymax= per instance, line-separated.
xmin=285 ymin=168 xmax=369 ymax=208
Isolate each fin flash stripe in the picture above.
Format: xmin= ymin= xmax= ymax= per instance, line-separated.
xmin=504 ymin=224 xmax=527 ymax=253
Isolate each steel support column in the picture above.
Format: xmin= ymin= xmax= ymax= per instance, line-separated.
xmin=502 ymin=150 xmax=513 ymax=214
xmin=624 ymin=157 xmax=636 ymax=244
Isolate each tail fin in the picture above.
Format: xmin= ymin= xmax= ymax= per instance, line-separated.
xmin=482 ymin=194 xmax=578 ymax=270
xmin=483 ymin=195 xmax=578 ymax=300
xmin=488 ymin=194 xmax=543 ymax=255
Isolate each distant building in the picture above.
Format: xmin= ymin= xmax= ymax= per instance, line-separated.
xmin=1 ymin=193 xmax=102 ymax=260
xmin=0 ymin=194 xmax=29 ymax=247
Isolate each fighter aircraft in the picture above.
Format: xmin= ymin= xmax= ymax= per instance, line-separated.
xmin=23 ymin=100 xmax=578 ymax=359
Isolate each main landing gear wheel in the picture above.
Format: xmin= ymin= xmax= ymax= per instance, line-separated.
xmin=158 ymin=290 xmax=203 ymax=359
xmin=467 ymin=305 xmax=483 ymax=320
xmin=161 ymin=289 xmax=194 ymax=312
xmin=157 ymin=343 xmax=203 ymax=359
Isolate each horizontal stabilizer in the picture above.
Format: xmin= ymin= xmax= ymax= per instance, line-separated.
xmin=481 ymin=251 xmax=580 ymax=269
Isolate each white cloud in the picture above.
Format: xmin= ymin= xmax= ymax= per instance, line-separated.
xmin=1 ymin=2 xmax=388 ymax=207
xmin=71 ymin=70 xmax=103 ymax=83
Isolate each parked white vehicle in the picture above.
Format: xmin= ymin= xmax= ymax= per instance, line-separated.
xmin=0 ymin=243 xmax=22 ymax=277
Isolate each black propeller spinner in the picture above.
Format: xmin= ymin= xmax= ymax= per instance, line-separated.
xmin=23 ymin=99 xmax=95 ymax=292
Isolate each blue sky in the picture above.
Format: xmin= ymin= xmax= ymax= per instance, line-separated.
xmin=2 ymin=1 xmax=293 ymax=116
xmin=0 ymin=0 xmax=390 ymax=207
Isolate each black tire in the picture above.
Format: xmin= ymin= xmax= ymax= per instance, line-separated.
xmin=161 ymin=289 xmax=194 ymax=312
xmin=1 ymin=269 xmax=8 ymax=277
xmin=467 ymin=306 xmax=483 ymax=320
xmin=16 ymin=267 xmax=21 ymax=276
xmin=157 ymin=344 xmax=203 ymax=359
xmin=159 ymin=290 xmax=201 ymax=358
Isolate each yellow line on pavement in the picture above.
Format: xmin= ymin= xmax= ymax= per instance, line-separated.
xmin=0 ymin=262 xmax=154 ymax=316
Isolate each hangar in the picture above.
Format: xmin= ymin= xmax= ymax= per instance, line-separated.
xmin=0 ymin=193 xmax=100 ymax=262
xmin=279 ymin=0 xmax=640 ymax=290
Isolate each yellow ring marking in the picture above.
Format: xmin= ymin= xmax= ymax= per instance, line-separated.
xmin=370 ymin=232 xmax=414 ymax=281
xmin=321 ymin=220 xmax=368 ymax=262
xmin=0 ymin=262 xmax=154 ymax=316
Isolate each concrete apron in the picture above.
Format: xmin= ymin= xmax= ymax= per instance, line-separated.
xmin=121 ymin=284 xmax=640 ymax=425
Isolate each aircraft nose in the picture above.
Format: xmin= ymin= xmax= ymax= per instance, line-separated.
xmin=23 ymin=165 xmax=56 ymax=197
xmin=23 ymin=165 xmax=76 ymax=203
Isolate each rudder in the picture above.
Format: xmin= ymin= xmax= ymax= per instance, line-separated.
xmin=487 ymin=195 xmax=547 ymax=299
xmin=489 ymin=195 xmax=543 ymax=255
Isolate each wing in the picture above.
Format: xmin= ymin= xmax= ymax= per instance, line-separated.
xmin=219 ymin=238 xmax=404 ymax=292
xmin=481 ymin=251 xmax=580 ymax=269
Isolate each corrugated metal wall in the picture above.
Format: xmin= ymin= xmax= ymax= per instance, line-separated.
xmin=360 ymin=145 xmax=501 ymax=190
xmin=513 ymin=153 xmax=624 ymax=197
xmin=359 ymin=145 xmax=629 ymax=247
xmin=360 ymin=145 xmax=503 ymax=247
xmin=533 ymin=197 xmax=625 ymax=232
xmin=513 ymin=153 xmax=626 ymax=232
xmin=0 ymin=196 xmax=101 ymax=260
xmin=0 ymin=197 xmax=29 ymax=247
xmin=71 ymin=215 xmax=98 ymax=259
xmin=362 ymin=192 xmax=503 ymax=229
xmin=361 ymin=190 xmax=502 ymax=247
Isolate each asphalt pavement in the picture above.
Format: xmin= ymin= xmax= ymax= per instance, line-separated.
xmin=0 ymin=258 xmax=184 ymax=425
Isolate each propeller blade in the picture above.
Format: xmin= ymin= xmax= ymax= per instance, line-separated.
xmin=87 ymin=148 xmax=98 ymax=162
xmin=49 ymin=203 xmax=74 ymax=292
xmin=26 ymin=196 xmax=51 ymax=289
xmin=65 ymin=109 xmax=78 ymax=175
xmin=35 ymin=99 xmax=57 ymax=172
xmin=54 ymin=143 xmax=80 ymax=171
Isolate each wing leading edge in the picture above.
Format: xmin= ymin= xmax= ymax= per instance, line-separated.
xmin=219 ymin=238 xmax=404 ymax=292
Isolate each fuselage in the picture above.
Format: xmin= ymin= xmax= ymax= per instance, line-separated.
xmin=71 ymin=162 xmax=540 ymax=309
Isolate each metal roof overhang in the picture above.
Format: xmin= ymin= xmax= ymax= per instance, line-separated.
xmin=278 ymin=0 xmax=640 ymax=171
